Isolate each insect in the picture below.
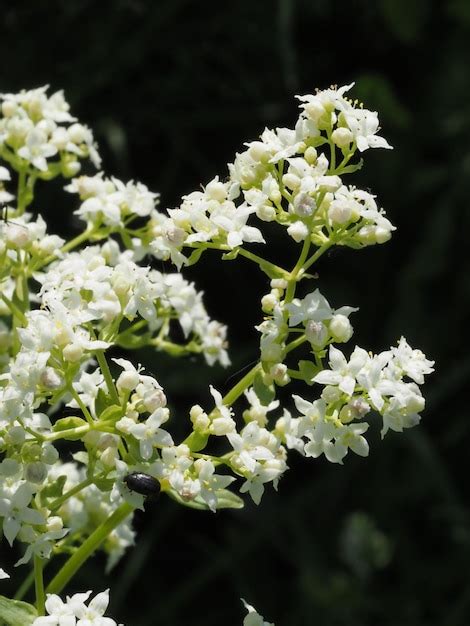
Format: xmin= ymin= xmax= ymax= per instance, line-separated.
xmin=123 ymin=472 xmax=161 ymax=498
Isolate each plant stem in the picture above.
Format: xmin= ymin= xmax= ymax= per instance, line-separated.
xmin=95 ymin=349 xmax=120 ymax=405
xmin=46 ymin=502 xmax=134 ymax=595
xmin=34 ymin=555 xmax=45 ymax=616
xmin=31 ymin=229 xmax=97 ymax=273
xmin=302 ymin=240 xmax=334 ymax=274
xmin=49 ymin=476 xmax=95 ymax=512
xmin=221 ymin=362 xmax=262 ymax=408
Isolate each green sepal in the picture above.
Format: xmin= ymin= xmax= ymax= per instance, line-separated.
xmin=298 ymin=360 xmax=317 ymax=385
xmin=183 ymin=431 xmax=209 ymax=453
xmin=98 ymin=404 xmax=122 ymax=424
xmin=52 ymin=416 xmax=88 ymax=439
xmin=253 ymin=372 xmax=276 ymax=406
xmin=39 ymin=475 xmax=67 ymax=505
xmin=94 ymin=477 xmax=115 ymax=492
xmin=339 ymin=159 xmax=363 ymax=175
xmin=94 ymin=388 xmax=111 ymax=417
xmin=222 ymin=248 xmax=239 ymax=261
xmin=0 ymin=596 xmax=37 ymax=626
xmin=186 ymin=247 xmax=205 ymax=266
xmin=166 ymin=488 xmax=244 ymax=511
xmin=116 ymin=331 xmax=151 ymax=350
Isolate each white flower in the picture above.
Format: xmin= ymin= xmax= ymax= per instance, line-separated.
xmin=389 ymin=337 xmax=434 ymax=384
xmin=0 ymin=568 xmax=9 ymax=579
xmin=125 ymin=408 xmax=173 ymax=460
xmin=313 ymin=345 xmax=369 ymax=397
xmin=17 ymin=128 xmax=57 ymax=171
xmin=194 ymin=459 xmax=235 ymax=512
xmin=209 ymin=385 xmax=236 ymax=435
xmin=0 ymin=482 xmax=45 ymax=545
xmin=31 ymin=589 xmax=120 ymax=626
xmin=244 ymin=387 xmax=279 ymax=427
xmin=343 ymin=107 xmax=393 ymax=152
xmin=241 ymin=599 xmax=274 ymax=626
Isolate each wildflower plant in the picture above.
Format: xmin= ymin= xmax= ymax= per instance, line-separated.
xmin=0 ymin=83 xmax=433 ymax=625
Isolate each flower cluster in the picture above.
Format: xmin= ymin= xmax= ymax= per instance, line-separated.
xmin=0 ymin=83 xmax=434 ymax=626
xmin=0 ymin=85 xmax=100 ymax=178
xmin=31 ymin=589 xmax=121 ymax=626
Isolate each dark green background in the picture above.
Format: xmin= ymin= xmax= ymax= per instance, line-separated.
xmin=1 ymin=1 xmax=469 ymax=625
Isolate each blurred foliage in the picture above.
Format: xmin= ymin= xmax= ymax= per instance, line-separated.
xmin=1 ymin=1 xmax=469 ymax=625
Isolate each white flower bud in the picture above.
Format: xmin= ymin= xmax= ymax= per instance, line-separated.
xmin=117 ymin=370 xmax=140 ymax=392
xmin=261 ymin=292 xmax=278 ymax=313
xmin=63 ymin=344 xmax=83 ymax=362
xmin=164 ymin=224 xmax=186 ymax=246
xmin=375 ymin=226 xmax=392 ymax=244
xmin=2 ymin=100 xmax=17 ymax=117
xmin=205 ymin=179 xmax=227 ymax=202
xmin=269 ymin=363 xmax=290 ymax=385
xmin=329 ymin=314 xmax=353 ymax=342
xmin=100 ymin=446 xmax=118 ymax=468
xmin=211 ymin=416 xmax=236 ymax=435
xmin=304 ymin=100 xmax=325 ymax=122
xmin=287 ymin=220 xmax=309 ymax=242
xmin=329 ymin=200 xmax=352 ymax=225
xmin=41 ymin=443 xmax=59 ymax=464
xmin=190 ymin=404 xmax=210 ymax=431
xmin=331 ymin=127 xmax=353 ymax=148
xmin=305 ymin=320 xmax=328 ymax=347
xmin=282 ymin=173 xmax=300 ymax=191
xmin=317 ymin=175 xmax=342 ymax=192
xmin=261 ymin=343 xmax=283 ymax=362
xmin=304 ymin=146 xmax=318 ymax=164
xmin=25 ymin=462 xmax=47 ymax=484
xmin=62 ymin=160 xmax=81 ymax=178
xmin=143 ymin=390 xmax=167 ymax=412
xmin=6 ymin=223 xmax=30 ymax=248
xmin=7 ymin=426 xmax=25 ymax=445
xmin=349 ymin=397 xmax=370 ymax=418
xmin=357 ymin=225 xmax=376 ymax=244
xmin=321 ymin=386 xmax=341 ymax=403
xmin=248 ymin=141 xmax=271 ymax=162
xmin=68 ymin=123 xmax=88 ymax=143
xmin=256 ymin=204 xmax=276 ymax=222
xmin=271 ymin=278 xmax=288 ymax=290
xmin=40 ymin=367 xmax=62 ymax=389
xmin=46 ymin=516 xmax=64 ymax=533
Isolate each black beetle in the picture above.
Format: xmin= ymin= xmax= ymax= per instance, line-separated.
xmin=123 ymin=472 xmax=161 ymax=498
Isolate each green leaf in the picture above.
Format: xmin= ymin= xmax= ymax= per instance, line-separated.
xmin=0 ymin=595 xmax=37 ymax=626
xmin=52 ymin=416 xmax=88 ymax=439
xmin=215 ymin=489 xmax=244 ymax=509
xmin=253 ymin=372 xmax=276 ymax=406
xmin=183 ymin=431 xmax=209 ymax=453
xmin=98 ymin=404 xmax=122 ymax=423
xmin=298 ymin=360 xmax=317 ymax=384
xmin=186 ymin=247 xmax=205 ymax=266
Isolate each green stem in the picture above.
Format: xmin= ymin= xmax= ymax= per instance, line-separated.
xmin=0 ymin=293 xmax=27 ymax=325
xmin=285 ymin=236 xmax=311 ymax=305
xmin=17 ymin=169 xmax=27 ymax=215
xmin=34 ymin=555 xmax=45 ymax=616
xmin=69 ymin=387 xmax=95 ymax=425
xmin=237 ymin=248 xmax=288 ymax=278
xmin=31 ymin=229 xmax=98 ymax=273
xmin=95 ymin=349 xmax=120 ymax=405
xmin=285 ymin=334 xmax=307 ymax=354
xmin=46 ymin=502 xmax=134 ymax=595
xmin=14 ymin=569 xmax=34 ymax=601
xmin=302 ymin=240 xmax=334 ymax=274
xmin=221 ymin=362 xmax=262 ymax=408
xmin=45 ymin=423 xmax=91 ymax=442
xmin=49 ymin=476 xmax=94 ymax=511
